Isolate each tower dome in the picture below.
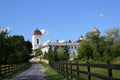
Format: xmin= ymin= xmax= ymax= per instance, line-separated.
xmin=92 ymin=27 xmax=100 ymax=33
xmin=33 ymin=29 xmax=42 ymax=35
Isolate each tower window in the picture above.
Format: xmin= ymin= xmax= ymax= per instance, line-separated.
xmin=37 ymin=39 xmax=39 ymax=44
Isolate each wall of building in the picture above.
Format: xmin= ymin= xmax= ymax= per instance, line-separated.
xmin=32 ymin=35 xmax=42 ymax=50
xmin=41 ymin=43 xmax=79 ymax=56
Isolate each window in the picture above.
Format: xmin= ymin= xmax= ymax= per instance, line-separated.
xmin=75 ymin=46 xmax=77 ymax=49
xmin=37 ymin=39 xmax=39 ymax=44
xmin=71 ymin=46 xmax=73 ymax=49
xmin=73 ymin=52 xmax=75 ymax=55
xmin=68 ymin=46 xmax=70 ymax=49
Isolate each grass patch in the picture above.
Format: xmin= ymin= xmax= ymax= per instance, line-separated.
xmin=77 ymin=59 xmax=120 ymax=80
xmin=0 ymin=64 xmax=31 ymax=80
xmin=111 ymin=56 xmax=120 ymax=64
xmin=39 ymin=61 xmax=66 ymax=80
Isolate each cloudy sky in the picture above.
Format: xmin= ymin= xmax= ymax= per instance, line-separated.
xmin=0 ymin=0 xmax=120 ymax=43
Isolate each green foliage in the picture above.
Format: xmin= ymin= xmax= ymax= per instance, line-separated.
xmin=64 ymin=46 xmax=69 ymax=60
xmin=0 ymin=30 xmax=32 ymax=64
xmin=36 ymin=48 xmax=43 ymax=56
xmin=57 ymin=46 xmax=64 ymax=61
xmin=78 ymin=40 xmax=93 ymax=60
xmin=78 ymin=28 xmax=120 ymax=62
xmin=43 ymin=46 xmax=69 ymax=62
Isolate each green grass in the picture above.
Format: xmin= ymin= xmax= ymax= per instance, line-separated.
xmin=39 ymin=61 xmax=66 ymax=80
xmin=111 ymin=56 xmax=120 ymax=64
xmin=0 ymin=64 xmax=31 ymax=80
xmin=72 ymin=58 xmax=120 ymax=80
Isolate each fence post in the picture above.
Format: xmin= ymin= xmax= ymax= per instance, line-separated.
xmin=56 ymin=62 xmax=59 ymax=72
xmin=66 ymin=61 xmax=68 ymax=80
xmin=59 ymin=62 xmax=61 ymax=74
xmin=63 ymin=62 xmax=65 ymax=78
xmin=60 ymin=62 xmax=62 ymax=75
xmin=70 ymin=61 xmax=73 ymax=80
xmin=58 ymin=62 xmax=60 ymax=74
xmin=0 ymin=65 xmax=1 ymax=76
xmin=61 ymin=62 xmax=62 ymax=75
xmin=107 ymin=61 xmax=112 ymax=77
xmin=87 ymin=61 xmax=91 ymax=80
xmin=77 ymin=61 xmax=79 ymax=79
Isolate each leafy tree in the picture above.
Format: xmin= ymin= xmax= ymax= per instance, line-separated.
xmin=78 ymin=27 xmax=120 ymax=62
xmin=36 ymin=48 xmax=43 ymax=60
xmin=24 ymin=40 xmax=32 ymax=54
xmin=0 ymin=29 xmax=32 ymax=64
xmin=78 ymin=40 xmax=93 ymax=60
xmin=64 ymin=46 xmax=69 ymax=60
xmin=57 ymin=46 xmax=64 ymax=61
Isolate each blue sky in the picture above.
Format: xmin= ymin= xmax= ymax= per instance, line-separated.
xmin=0 ymin=0 xmax=120 ymax=43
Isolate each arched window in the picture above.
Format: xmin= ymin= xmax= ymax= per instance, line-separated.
xmin=37 ymin=39 xmax=39 ymax=44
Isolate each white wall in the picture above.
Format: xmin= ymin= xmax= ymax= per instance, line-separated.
xmin=41 ymin=44 xmax=79 ymax=56
xmin=41 ymin=46 xmax=49 ymax=55
xmin=32 ymin=35 xmax=42 ymax=50
xmin=68 ymin=45 xmax=78 ymax=56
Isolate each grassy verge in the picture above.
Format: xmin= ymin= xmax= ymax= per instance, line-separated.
xmin=39 ymin=61 xmax=66 ymax=80
xmin=0 ymin=64 xmax=31 ymax=80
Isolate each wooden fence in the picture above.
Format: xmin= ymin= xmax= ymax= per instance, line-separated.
xmin=0 ymin=63 xmax=29 ymax=75
xmin=49 ymin=61 xmax=120 ymax=80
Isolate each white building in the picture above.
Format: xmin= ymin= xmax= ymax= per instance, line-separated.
xmin=41 ymin=43 xmax=80 ymax=56
xmin=32 ymin=29 xmax=42 ymax=55
xmin=41 ymin=36 xmax=84 ymax=56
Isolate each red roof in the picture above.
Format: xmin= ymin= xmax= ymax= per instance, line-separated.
xmin=33 ymin=29 xmax=42 ymax=35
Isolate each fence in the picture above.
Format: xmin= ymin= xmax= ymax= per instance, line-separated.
xmin=49 ymin=61 xmax=120 ymax=80
xmin=0 ymin=63 xmax=29 ymax=75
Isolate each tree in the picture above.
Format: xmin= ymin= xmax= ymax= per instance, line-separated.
xmin=0 ymin=29 xmax=32 ymax=64
xmin=78 ymin=27 xmax=120 ymax=62
xmin=78 ymin=40 xmax=93 ymax=60
xmin=57 ymin=46 xmax=64 ymax=61
xmin=36 ymin=48 xmax=43 ymax=60
xmin=64 ymin=46 xmax=69 ymax=60
xmin=24 ymin=40 xmax=32 ymax=54
xmin=103 ymin=28 xmax=120 ymax=61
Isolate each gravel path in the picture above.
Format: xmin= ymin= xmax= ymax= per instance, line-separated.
xmin=11 ymin=62 xmax=46 ymax=80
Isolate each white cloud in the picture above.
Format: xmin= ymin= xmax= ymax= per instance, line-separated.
xmin=99 ymin=13 xmax=104 ymax=17
xmin=0 ymin=27 xmax=11 ymax=32
xmin=40 ymin=29 xmax=49 ymax=35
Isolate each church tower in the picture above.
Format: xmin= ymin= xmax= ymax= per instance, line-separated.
xmin=32 ymin=29 xmax=42 ymax=55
